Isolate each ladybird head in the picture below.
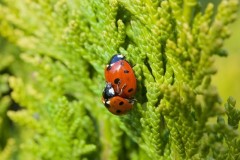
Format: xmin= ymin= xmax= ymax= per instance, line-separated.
xmin=102 ymin=98 xmax=111 ymax=108
xmin=102 ymin=83 xmax=115 ymax=100
xmin=106 ymin=54 xmax=125 ymax=70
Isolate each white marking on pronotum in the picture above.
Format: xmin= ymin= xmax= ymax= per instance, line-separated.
xmin=106 ymin=63 xmax=114 ymax=68
xmin=109 ymin=87 xmax=115 ymax=95
xmin=117 ymin=54 xmax=124 ymax=59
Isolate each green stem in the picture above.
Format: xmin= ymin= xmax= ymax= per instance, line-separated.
xmin=183 ymin=0 xmax=198 ymax=23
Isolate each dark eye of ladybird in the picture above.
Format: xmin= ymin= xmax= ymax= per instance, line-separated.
xmin=128 ymin=88 xmax=133 ymax=93
xmin=116 ymin=110 xmax=121 ymax=114
xmin=114 ymin=78 xmax=120 ymax=84
xmin=119 ymin=101 xmax=124 ymax=105
xmin=124 ymin=70 xmax=129 ymax=73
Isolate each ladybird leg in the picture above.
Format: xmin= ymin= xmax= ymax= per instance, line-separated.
xmin=116 ymin=82 xmax=120 ymax=93
xmin=113 ymin=78 xmax=121 ymax=94
xmin=118 ymin=83 xmax=126 ymax=96
xmin=128 ymin=98 xmax=136 ymax=105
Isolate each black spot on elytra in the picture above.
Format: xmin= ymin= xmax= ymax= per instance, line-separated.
xmin=114 ymin=78 xmax=120 ymax=84
xmin=119 ymin=101 xmax=124 ymax=105
xmin=128 ymin=88 xmax=133 ymax=93
xmin=116 ymin=110 xmax=121 ymax=114
xmin=124 ymin=70 xmax=129 ymax=73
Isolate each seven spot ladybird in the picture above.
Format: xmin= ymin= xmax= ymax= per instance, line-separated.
xmin=104 ymin=54 xmax=137 ymax=98
xmin=102 ymin=54 xmax=137 ymax=115
xmin=102 ymin=96 xmax=134 ymax=115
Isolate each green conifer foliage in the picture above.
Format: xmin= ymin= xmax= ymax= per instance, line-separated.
xmin=0 ymin=0 xmax=239 ymax=159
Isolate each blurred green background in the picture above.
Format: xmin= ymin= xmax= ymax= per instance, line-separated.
xmin=212 ymin=10 xmax=240 ymax=104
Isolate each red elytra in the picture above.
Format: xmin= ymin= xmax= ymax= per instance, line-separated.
xmin=104 ymin=55 xmax=137 ymax=98
xmin=102 ymin=96 xmax=134 ymax=115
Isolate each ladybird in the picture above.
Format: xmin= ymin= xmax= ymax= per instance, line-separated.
xmin=102 ymin=96 xmax=134 ymax=115
xmin=105 ymin=54 xmax=137 ymax=98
